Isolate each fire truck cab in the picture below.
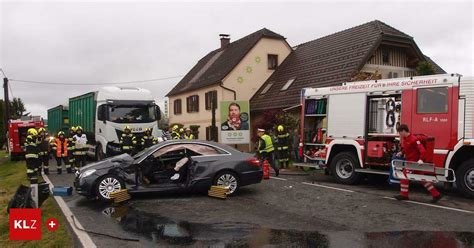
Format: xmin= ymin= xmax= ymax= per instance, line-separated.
xmin=7 ymin=116 xmax=45 ymax=161
xmin=300 ymin=74 xmax=474 ymax=198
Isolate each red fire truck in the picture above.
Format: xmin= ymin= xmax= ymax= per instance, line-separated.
xmin=299 ymin=74 xmax=474 ymax=198
xmin=7 ymin=116 xmax=45 ymax=161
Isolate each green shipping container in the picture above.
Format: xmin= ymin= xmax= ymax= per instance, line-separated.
xmin=68 ymin=92 xmax=96 ymax=134
xmin=47 ymin=105 xmax=69 ymax=135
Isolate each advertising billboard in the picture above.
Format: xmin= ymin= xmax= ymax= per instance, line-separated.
xmin=220 ymin=100 xmax=250 ymax=144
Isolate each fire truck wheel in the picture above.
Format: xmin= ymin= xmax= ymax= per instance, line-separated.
xmin=456 ymin=159 xmax=474 ymax=199
xmin=330 ymin=152 xmax=362 ymax=185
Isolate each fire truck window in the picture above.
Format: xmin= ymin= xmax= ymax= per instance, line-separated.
xmin=417 ymin=87 xmax=448 ymax=114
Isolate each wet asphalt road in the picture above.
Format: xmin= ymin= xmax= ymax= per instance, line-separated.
xmin=46 ymin=169 xmax=474 ymax=248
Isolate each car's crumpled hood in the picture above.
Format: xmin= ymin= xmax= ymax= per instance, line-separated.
xmin=79 ymin=153 xmax=134 ymax=172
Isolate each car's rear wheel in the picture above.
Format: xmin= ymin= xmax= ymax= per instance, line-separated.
xmin=95 ymin=175 xmax=125 ymax=202
xmin=213 ymin=171 xmax=240 ymax=196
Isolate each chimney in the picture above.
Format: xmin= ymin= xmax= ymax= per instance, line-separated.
xmin=220 ymin=34 xmax=230 ymax=49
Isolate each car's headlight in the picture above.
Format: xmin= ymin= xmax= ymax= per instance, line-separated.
xmin=79 ymin=169 xmax=96 ymax=179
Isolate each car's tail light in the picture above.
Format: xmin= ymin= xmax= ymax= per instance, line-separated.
xmin=246 ymin=157 xmax=261 ymax=167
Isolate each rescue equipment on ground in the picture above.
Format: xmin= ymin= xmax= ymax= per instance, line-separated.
xmin=263 ymin=159 xmax=270 ymax=179
xmin=110 ymin=189 xmax=131 ymax=203
xmin=52 ymin=186 xmax=73 ymax=196
xmin=208 ymin=185 xmax=230 ymax=199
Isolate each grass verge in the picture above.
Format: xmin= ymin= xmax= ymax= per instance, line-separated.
xmin=0 ymin=151 xmax=73 ymax=247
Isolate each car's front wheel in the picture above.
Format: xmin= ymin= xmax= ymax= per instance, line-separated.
xmin=213 ymin=171 xmax=240 ymax=196
xmin=95 ymin=175 xmax=125 ymax=202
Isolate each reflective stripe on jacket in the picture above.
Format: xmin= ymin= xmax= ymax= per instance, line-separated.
xmin=25 ymin=135 xmax=39 ymax=159
xmin=55 ymin=138 xmax=68 ymax=157
xmin=120 ymin=134 xmax=136 ymax=150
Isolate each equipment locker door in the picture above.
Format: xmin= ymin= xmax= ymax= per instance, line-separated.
xmin=327 ymin=93 xmax=367 ymax=139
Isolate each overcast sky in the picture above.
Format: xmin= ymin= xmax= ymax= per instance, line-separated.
xmin=1 ymin=0 xmax=473 ymax=117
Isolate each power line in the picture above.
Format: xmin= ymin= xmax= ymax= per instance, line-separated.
xmin=9 ymin=75 xmax=184 ymax=86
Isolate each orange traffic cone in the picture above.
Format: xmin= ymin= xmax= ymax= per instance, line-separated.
xmin=263 ymin=160 xmax=270 ymax=180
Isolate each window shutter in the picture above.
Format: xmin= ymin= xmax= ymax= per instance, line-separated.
xmin=195 ymin=95 xmax=199 ymax=112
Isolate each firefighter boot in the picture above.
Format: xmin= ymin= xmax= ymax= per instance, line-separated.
xmin=67 ymin=167 xmax=73 ymax=174
xmin=44 ymin=168 xmax=49 ymax=175
xmin=57 ymin=168 xmax=62 ymax=174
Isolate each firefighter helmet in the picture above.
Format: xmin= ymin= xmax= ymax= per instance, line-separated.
xmin=70 ymin=126 xmax=77 ymax=132
xmin=58 ymin=131 xmax=65 ymax=136
xmin=277 ymin=125 xmax=284 ymax=132
xmin=28 ymin=128 xmax=38 ymax=136
xmin=179 ymin=128 xmax=184 ymax=133
xmin=145 ymin=128 xmax=152 ymax=133
xmin=172 ymin=125 xmax=179 ymax=131
xmin=38 ymin=127 xmax=46 ymax=133
xmin=124 ymin=126 xmax=131 ymax=132
xmin=76 ymin=126 xmax=83 ymax=132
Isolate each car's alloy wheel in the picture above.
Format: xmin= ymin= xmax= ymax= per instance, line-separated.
xmin=215 ymin=172 xmax=239 ymax=195
xmin=98 ymin=177 xmax=122 ymax=200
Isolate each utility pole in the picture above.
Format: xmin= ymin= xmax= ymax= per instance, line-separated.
xmin=3 ymin=77 xmax=10 ymax=152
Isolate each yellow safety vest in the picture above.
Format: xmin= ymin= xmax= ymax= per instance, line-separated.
xmin=259 ymin=134 xmax=274 ymax=153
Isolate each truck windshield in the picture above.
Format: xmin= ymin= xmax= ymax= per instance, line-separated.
xmin=108 ymin=105 xmax=157 ymax=123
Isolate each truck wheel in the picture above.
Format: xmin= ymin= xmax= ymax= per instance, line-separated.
xmin=96 ymin=144 xmax=105 ymax=161
xmin=455 ymin=159 xmax=474 ymax=199
xmin=330 ymin=152 xmax=362 ymax=185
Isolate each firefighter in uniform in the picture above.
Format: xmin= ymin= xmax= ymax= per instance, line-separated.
xmin=179 ymin=128 xmax=185 ymax=139
xmin=73 ymin=126 xmax=88 ymax=170
xmin=257 ymin=128 xmax=279 ymax=176
xmin=394 ymin=124 xmax=443 ymax=203
xmin=120 ymin=126 xmax=137 ymax=154
xmin=37 ymin=127 xmax=50 ymax=175
xmin=52 ymin=131 xmax=69 ymax=174
xmin=171 ymin=125 xmax=181 ymax=139
xmin=67 ymin=127 xmax=76 ymax=172
xmin=141 ymin=128 xmax=157 ymax=150
xmin=183 ymin=128 xmax=194 ymax=140
xmin=276 ymin=125 xmax=291 ymax=169
xmin=25 ymin=128 xmax=40 ymax=183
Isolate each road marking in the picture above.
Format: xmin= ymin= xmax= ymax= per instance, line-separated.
xmin=382 ymin=196 xmax=473 ymax=214
xmin=302 ymin=182 xmax=355 ymax=193
xmin=270 ymin=176 xmax=287 ymax=181
xmin=42 ymin=173 xmax=97 ymax=248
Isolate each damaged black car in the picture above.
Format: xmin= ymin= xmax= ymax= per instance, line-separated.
xmin=74 ymin=140 xmax=263 ymax=201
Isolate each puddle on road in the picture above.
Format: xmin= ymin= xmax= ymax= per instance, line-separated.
xmin=92 ymin=203 xmax=474 ymax=247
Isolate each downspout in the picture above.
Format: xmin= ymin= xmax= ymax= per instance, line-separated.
xmin=220 ymin=82 xmax=237 ymax=100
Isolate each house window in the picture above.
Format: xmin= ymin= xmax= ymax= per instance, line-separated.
xmin=260 ymin=83 xmax=273 ymax=94
xmin=417 ymin=87 xmax=448 ymax=114
xmin=268 ymin=54 xmax=278 ymax=70
xmin=173 ymin=99 xmax=182 ymax=115
xmin=382 ymin=49 xmax=390 ymax=64
xmin=205 ymin=90 xmax=218 ymax=110
xmin=388 ymin=72 xmax=399 ymax=79
xmin=186 ymin=95 xmax=199 ymax=113
xmin=281 ymin=78 xmax=296 ymax=91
